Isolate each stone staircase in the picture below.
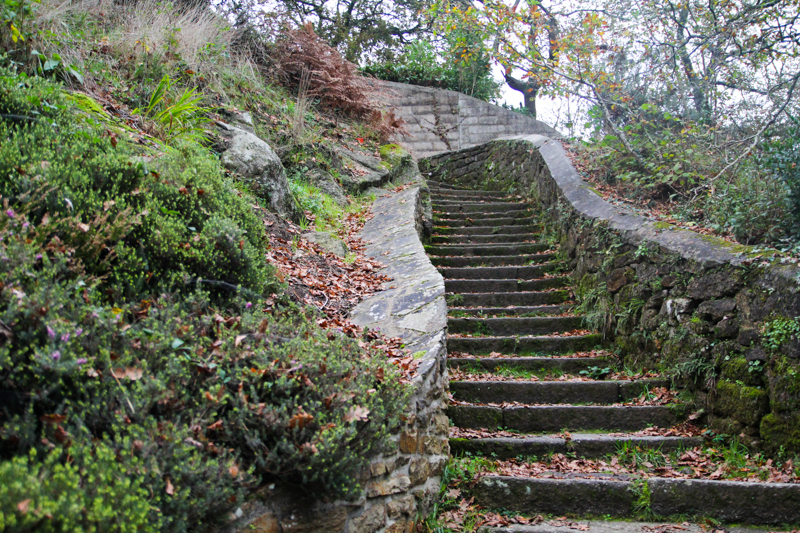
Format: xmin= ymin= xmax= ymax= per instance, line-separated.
xmin=424 ymin=181 xmax=800 ymax=527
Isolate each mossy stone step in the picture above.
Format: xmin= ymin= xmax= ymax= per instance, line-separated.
xmin=450 ymin=379 xmax=668 ymax=405
xmin=448 ymin=304 xmax=570 ymax=317
xmin=447 ymin=290 xmax=569 ymax=307
xmin=445 ymin=277 xmax=568 ymax=294
xmin=447 ymin=356 xmax=606 ymax=373
xmin=432 ymin=254 xmax=557 ymax=268
xmin=447 ymin=404 xmax=677 ymax=432
xmin=447 ymin=333 xmax=601 ymax=355
xmin=470 ymin=476 xmax=800 ymax=525
xmin=426 ymin=243 xmax=550 ymax=257
xmin=433 ymin=196 xmax=518 ymax=204
xmin=427 ymin=181 xmax=472 ymax=191
xmin=433 ymin=225 xmax=540 ymax=235
xmin=440 ymin=265 xmax=560 ymax=280
xmin=434 ymin=213 xmax=534 ymax=224
xmin=431 ymin=233 xmax=540 ymax=244
xmin=447 ymin=315 xmax=582 ymax=336
xmin=451 ymin=433 xmax=702 ymax=460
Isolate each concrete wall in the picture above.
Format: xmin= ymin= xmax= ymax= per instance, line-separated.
xmin=423 ymin=135 xmax=800 ymax=456
xmin=378 ymin=81 xmax=561 ymax=159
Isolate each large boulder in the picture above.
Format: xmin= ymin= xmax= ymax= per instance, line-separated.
xmin=216 ymin=120 xmax=302 ymax=221
xmin=302 ymin=231 xmax=348 ymax=257
xmin=306 ymin=169 xmax=349 ymax=208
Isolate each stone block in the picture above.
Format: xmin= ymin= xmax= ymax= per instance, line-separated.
xmin=408 ymin=456 xmax=430 ymax=486
xmin=348 ymin=503 xmax=386 ymax=533
xmin=697 ymin=298 xmax=736 ymax=321
xmin=384 ymin=520 xmax=415 ymax=533
xmin=365 ymin=475 xmax=411 ymax=498
xmin=386 ymin=494 xmax=416 ymax=519
xmin=280 ymin=507 xmax=347 ymax=533
xmin=713 ymin=379 xmax=768 ymax=426
xmin=399 ymin=430 xmax=419 ymax=454
xmin=247 ymin=512 xmax=280 ymax=533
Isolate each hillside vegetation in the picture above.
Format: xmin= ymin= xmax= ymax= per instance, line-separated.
xmin=0 ymin=1 xmax=414 ymax=531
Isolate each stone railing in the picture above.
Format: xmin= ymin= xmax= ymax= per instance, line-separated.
xmin=422 ymin=135 xmax=800 ymax=455
xmin=221 ymin=184 xmax=449 ymax=533
xmin=378 ymin=81 xmax=560 ymax=159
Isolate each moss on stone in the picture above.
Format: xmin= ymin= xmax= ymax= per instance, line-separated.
xmin=714 ymin=379 xmax=769 ymax=427
xmin=760 ymin=412 xmax=800 ymax=454
xmin=720 ymin=356 xmax=762 ymax=387
xmin=768 ymin=356 xmax=800 ymax=413
xmin=652 ymin=221 xmax=673 ymax=230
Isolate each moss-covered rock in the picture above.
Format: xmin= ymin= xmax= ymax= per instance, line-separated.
xmin=760 ymin=412 xmax=800 ymax=454
xmin=767 ymin=356 xmax=800 ymax=413
xmin=720 ymin=356 xmax=763 ymax=387
xmin=713 ymin=379 xmax=769 ymax=427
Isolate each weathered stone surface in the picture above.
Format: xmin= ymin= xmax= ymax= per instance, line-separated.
xmin=472 ymin=476 xmax=633 ymax=517
xmin=386 ymin=494 xmax=416 ymax=519
xmin=365 ymin=475 xmax=411 ymax=498
xmin=714 ymin=379 xmax=769 ymax=427
xmin=697 ymin=299 xmax=736 ymax=321
xmin=302 ymin=231 xmax=348 ymax=257
xmin=305 ymin=168 xmax=349 ymax=207
xmin=217 ymin=121 xmax=301 ymax=221
xmin=649 ymin=478 xmax=800 ymax=525
xmin=476 ymin=520 xmax=792 ymax=533
xmin=348 ymin=504 xmax=386 ymax=533
xmin=280 ymin=506 xmax=348 ymax=532
xmin=607 ymin=267 xmax=632 ymax=293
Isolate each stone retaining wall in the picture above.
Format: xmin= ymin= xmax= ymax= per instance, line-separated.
xmin=378 ymin=81 xmax=561 ymax=159
xmin=222 ymin=185 xmax=449 ymax=533
xmin=422 ymin=135 xmax=800 ymax=455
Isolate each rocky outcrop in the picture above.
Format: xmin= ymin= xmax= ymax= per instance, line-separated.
xmin=216 ymin=120 xmax=302 ymax=221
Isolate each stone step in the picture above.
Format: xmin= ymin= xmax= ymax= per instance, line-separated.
xmin=445 ymin=277 xmax=568 ymax=294
xmin=447 ymin=333 xmax=601 ymax=355
xmin=430 ymin=191 xmax=510 ymax=201
xmin=426 ymin=243 xmax=551 ymax=257
xmin=448 ymin=290 xmax=570 ymax=307
xmin=447 ymin=356 xmax=608 ymax=373
xmin=448 ymin=305 xmax=570 ymax=317
xmin=433 ymin=196 xmax=518 ymax=204
xmin=427 ymin=181 xmax=472 ymax=191
xmin=433 ymin=203 xmax=530 ymax=214
xmin=477 ymin=521 xmax=796 ymax=533
xmin=432 ymin=254 xmax=556 ymax=268
xmin=434 ymin=212 xmax=533 ymax=223
xmin=447 ymin=404 xmax=676 ymax=432
xmin=447 ymin=315 xmax=582 ymax=335
xmin=470 ymin=476 xmax=800 ymax=525
xmin=451 ymin=433 xmax=702 ymax=460
xmin=440 ymin=265 xmax=560 ymax=280
xmin=450 ymin=379 xmax=667 ymax=405
xmin=431 ymin=233 xmax=540 ymax=244
xmin=433 ymin=225 xmax=540 ymax=235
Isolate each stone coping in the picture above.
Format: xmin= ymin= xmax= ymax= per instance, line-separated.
xmin=349 ymin=185 xmax=448 ymax=384
xmin=499 ymin=134 xmax=800 ymax=281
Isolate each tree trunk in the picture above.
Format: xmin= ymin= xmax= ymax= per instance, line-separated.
xmin=504 ymin=75 xmax=539 ymax=118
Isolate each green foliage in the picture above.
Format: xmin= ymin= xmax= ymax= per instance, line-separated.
xmin=762 ymin=316 xmax=800 ymax=351
xmin=133 ymin=74 xmax=210 ymax=143
xmin=0 ymin=445 xmax=153 ymax=532
xmin=0 ymin=66 xmax=411 ymax=529
xmin=579 ymin=365 xmax=612 ymax=380
xmin=361 ymin=39 xmax=501 ymax=102
xmin=1 ymin=0 xmax=38 ymax=54
xmin=765 ymin=121 xmax=800 ymax=237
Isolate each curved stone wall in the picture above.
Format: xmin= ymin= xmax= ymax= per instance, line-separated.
xmin=423 ymin=135 xmax=800 ymax=455
xmin=378 ymin=81 xmax=561 ymax=159
xmin=221 ymin=184 xmax=449 ymax=533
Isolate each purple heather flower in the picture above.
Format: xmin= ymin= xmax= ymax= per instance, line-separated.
xmin=75 ymin=328 xmax=83 ymax=337
xmin=61 ymin=333 xmax=70 ymax=343
xmin=36 ymin=254 xmax=42 ymax=260
xmin=245 ymin=302 xmax=252 ymax=309
xmin=51 ymin=351 xmax=61 ymax=360
xmin=47 ymin=326 xmax=56 ymax=339
xmin=76 ymin=358 xmax=87 ymax=365
xmin=6 ymin=210 xmax=14 ymax=219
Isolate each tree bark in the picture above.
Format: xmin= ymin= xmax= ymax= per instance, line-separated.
xmin=504 ymin=74 xmax=540 ymax=118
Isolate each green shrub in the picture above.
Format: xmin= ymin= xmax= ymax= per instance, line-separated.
xmin=0 ymin=445 xmax=153 ymax=532
xmin=361 ymin=39 xmax=501 ymax=102
xmin=0 ymin=65 xmax=412 ymax=529
xmin=765 ymin=121 xmax=800 ymax=237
